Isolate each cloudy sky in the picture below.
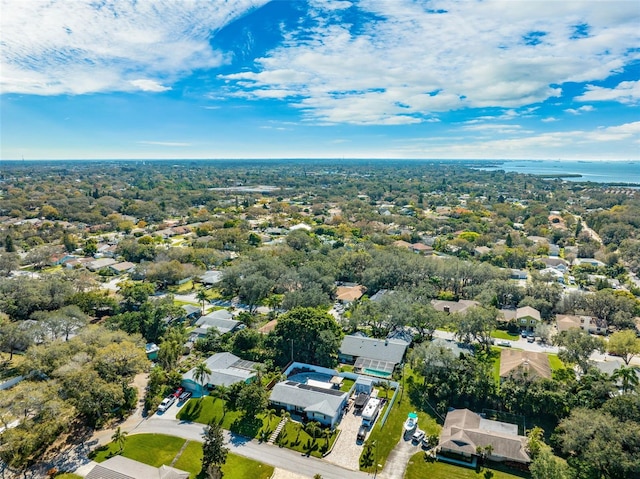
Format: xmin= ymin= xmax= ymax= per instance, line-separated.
xmin=1 ymin=0 xmax=639 ymax=160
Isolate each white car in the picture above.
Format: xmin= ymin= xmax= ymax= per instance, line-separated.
xmin=412 ymin=429 xmax=425 ymax=443
xmin=158 ymin=395 xmax=176 ymax=412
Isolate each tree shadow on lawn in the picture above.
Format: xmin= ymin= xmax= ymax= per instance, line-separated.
xmin=230 ymin=415 xmax=262 ymax=439
xmin=178 ymin=400 xmax=203 ymax=422
xmin=303 ymin=439 xmax=319 ymax=457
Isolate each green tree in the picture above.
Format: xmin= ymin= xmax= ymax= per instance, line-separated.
xmin=111 ymin=426 xmax=128 ymax=452
xmin=236 ymin=380 xmax=268 ymax=418
xmin=455 ymin=306 xmax=498 ymax=352
xmin=269 ymin=307 xmax=342 ymax=367
xmin=556 ymin=408 xmax=640 ymax=479
xmin=196 ymin=288 xmax=209 ymax=315
xmin=530 ymin=445 xmax=571 ymax=479
xmin=201 ymin=421 xmax=228 ymax=478
xmin=612 ymin=365 xmax=640 ymax=394
xmin=554 ymin=327 xmax=605 ymax=374
xmin=607 ymin=330 xmax=640 ymax=365
xmin=193 ymin=361 xmax=212 ymax=399
xmin=4 ymin=235 xmax=16 ymax=253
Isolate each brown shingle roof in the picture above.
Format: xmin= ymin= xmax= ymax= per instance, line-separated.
xmin=499 ymin=349 xmax=551 ymax=380
xmin=439 ymin=409 xmax=530 ymax=464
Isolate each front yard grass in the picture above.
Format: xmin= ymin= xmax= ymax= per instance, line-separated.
xmin=404 ymin=453 xmax=530 ymax=479
xmin=492 ymin=330 xmax=520 ymax=341
xmin=90 ymin=433 xmax=185 ymax=466
xmin=177 ymin=397 xmax=278 ymax=439
xmin=90 ymin=434 xmax=273 ymax=479
xmin=360 ymin=368 xmax=441 ymax=473
xmin=276 ymin=421 xmax=337 ymax=458
xmin=340 ymin=378 xmax=355 ymax=392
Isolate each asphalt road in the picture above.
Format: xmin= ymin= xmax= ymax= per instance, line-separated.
xmin=132 ymin=417 xmax=370 ymax=479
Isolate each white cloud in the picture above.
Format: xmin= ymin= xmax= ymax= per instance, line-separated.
xmin=138 ymin=141 xmax=191 ymax=147
xmin=577 ymin=80 xmax=640 ymax=105
xmin=564 ymin=105 xmax=595 ymax=114
xmin=130 ymin=79 xmax=171 ymax=92
xmin=0 ymin=0 xmax=267 ymax=95
xmin=222 ymin=0 xmax=639 ymax=125
xmin=390 ymin=120 xmax=640 ymax=159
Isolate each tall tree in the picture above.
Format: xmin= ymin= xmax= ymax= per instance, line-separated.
xmin=554 ymin=327 xmax=605 ymax=374
xmin=111 ymin=426 xmax=128 ymax=452
xmin=612 ymin=365 xmax=640 ymax=394
xmin=201 ymin=421 xmax=228 ymax=478
xmin=196 ymin=288 xmax=209 ymax=315
xmin=607 ymin=330 xmax=640 ymax=365
xmin=269 ymin=307 xmax=342 ymax=367
xmin=193 ymin=361 xmax=212 ymax=399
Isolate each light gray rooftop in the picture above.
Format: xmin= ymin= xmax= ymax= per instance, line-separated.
xmin=339 ymin=335 xmax=408 ymax=364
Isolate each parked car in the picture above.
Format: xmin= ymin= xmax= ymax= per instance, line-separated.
xmin=178 ymin=391 xmax=192 ymax=402
xmin=158 ymin=395 xmax=176 ymax=412
xmin=497 ymin=340 xmax=511 ymax=347
xmin=527 ymin=336 xmax=536 ymax=343
xmin=357 ymin=425 xmax=368 ymax=442
xmin=173 ymin=387 xmax=184 ymax=398
xmin=411 ymin=429 xmax=425 ymax=443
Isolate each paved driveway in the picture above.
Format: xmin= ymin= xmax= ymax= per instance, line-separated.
xmin=324 ymin=407 xmax=365 ymax=470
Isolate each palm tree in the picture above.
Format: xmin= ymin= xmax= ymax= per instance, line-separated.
xmin=306 ymin=421 xmax=321 ymax=445
xmin=196 ymin=288 xmax=209 ymax=315
xmin=211 ymin=385 xmax=230 ymax=417
xmin=111 ymin=426 xmax=128 ymax=452
xmin=265 ymin=408 xmax=277 ymax=428
xmin=193 ymin=361 xmax=212 ymax=399
xmin=612 ymin=365 xmax=640 ymax=393
xmin=322 ymin=428 xmax=332 ymax=449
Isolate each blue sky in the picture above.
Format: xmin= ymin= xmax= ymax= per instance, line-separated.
xmin=1 ymin=0 xmax=639 ymax=160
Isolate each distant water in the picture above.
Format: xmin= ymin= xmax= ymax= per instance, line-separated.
xmin=476 ymin=160 xmax=640 ymax=184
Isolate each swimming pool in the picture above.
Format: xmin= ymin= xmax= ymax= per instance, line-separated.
xmin=288 ymin=372 xmax=333 ymax=385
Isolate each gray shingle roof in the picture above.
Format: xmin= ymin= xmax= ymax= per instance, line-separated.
xmin=86 ymin=456 xmax=189 ymax=479
xmin=195 ymin=310 xmax=242 ymax=334
xmin=339 ymin=335 xmax=408 ymax=364
xmin=183 ymin=352 xmax=258 ymax=388
xmin=270 ymin=381 xmax=347 ymax=417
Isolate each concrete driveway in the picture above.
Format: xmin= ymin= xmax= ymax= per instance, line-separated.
xmin=324 ymin=407 xmax=365 ymax=470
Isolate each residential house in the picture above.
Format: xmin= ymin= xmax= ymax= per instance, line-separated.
xmin=269 ymin=380 xmax=348 ymax=428
xmin=411 ymin=243 xmax=433 ymax=254
xmin=86 ymin=257 xmax=117 ymax=271
xmin=573 ymin=258 xmax=605 ymax=268
xmin=109 ymin=261 xmax=136 ymax=274
xmin=510 ymin=269 xmax=528 ymax=280
xmin=540 ymin=267 xmax=565 ymax=283
xmin=431 ymin=299 xmax=479 ymax=315
xmin=548 ymin=244 xmax=560 ymax=257
xmin=181 ymin=352 xmax=260 ymax=395
xmin=556 ymin=315 xmax=608 ymax=335
xmin=473 ymin=246 xmax=491 ymax=257
xmin=86 ymin=455 xmax=189 ymax=479
xmin=200 ymin=270 xmax=223 ymax=286
xmin=194 ymin=310 xmax=244 ymax=336
xmin=338 ymin=335 xmax=409 ymax=378
xmin=438 ymin=409 xmax=530 ymax=465
xmin=335 ymin=284 xmax=366 ymax=305
xmin=539 ymin=257 xmax=569 ymax=272
xmin=499 ymin=350 xmax=551 ymax=381
xmin=499 ymin=306 xmax=542 ymax=332
xmin=181 ymin=304 xmax=201 ymax=321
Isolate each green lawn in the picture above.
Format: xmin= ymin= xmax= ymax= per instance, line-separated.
xmin=404 ymin=453 xmax=530 ymax=479
xmin=90 ymin=434 xmax=273 ymax=479
xmin=55 ymin=474 xmax=83 ymax=479
xmin=340 ymin=378 xmax=355 ymax=392
xmin=360 ymin=369 xmax=441 ymax=473
xmin=90 ymin=433 xmax=185 ymax=466
xmin=276 ymin=421 xmax=337 ymax=458
xmin=177 ymin=397 xmax=277 ymax=439
xmin=491 ymin=330 xmax=520 ymax=341
xmin=548 ymin=354 xmax=564 ymax=371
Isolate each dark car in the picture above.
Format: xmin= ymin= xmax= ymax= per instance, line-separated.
xmin=178 ymin=391 xmax=192 ymax=402
xmin=357 ymin=425 xmax=368 ymax=442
